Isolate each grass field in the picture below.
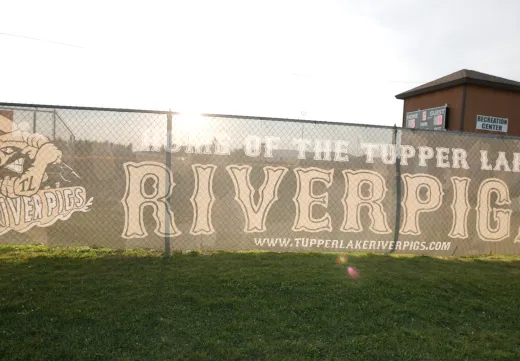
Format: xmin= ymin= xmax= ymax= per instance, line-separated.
xmin=1 ymin=246 xmax=519 ymax=361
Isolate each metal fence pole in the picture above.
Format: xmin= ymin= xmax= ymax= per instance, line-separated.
xmin=388 ymin=125 xmax=401 ymax=255
xmin=33 ymin=111 xmax=37 ymax=133
xmin=52 ymin=111 xmax=56 ymax=140
xmin=164 ymin=112 xmax=172 ymax=257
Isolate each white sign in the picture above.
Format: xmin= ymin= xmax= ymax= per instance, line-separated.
xmin=476 ymin=115 xmax=508 ymax=133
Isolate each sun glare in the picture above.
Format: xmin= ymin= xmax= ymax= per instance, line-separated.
xmin=173 ymin=112 xmax=214 ymax=146
xmin=174 ymin=113 xmax=207 ymax=134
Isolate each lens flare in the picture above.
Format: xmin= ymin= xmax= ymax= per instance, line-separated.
xmin=347 ymin=266 xmax=360 ymax=280
xmin=336 ymin=254 xmax=348 ymax=265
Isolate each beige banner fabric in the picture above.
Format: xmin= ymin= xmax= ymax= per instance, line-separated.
xmin=0 ymin=104 xmax=519 ymax=257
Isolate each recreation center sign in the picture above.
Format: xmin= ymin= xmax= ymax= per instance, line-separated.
xmin=476 ymin=115 xmax=508 ymax=133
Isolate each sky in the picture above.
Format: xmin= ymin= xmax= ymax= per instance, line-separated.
xmin=1 ymin=0 xmax=520 ymax=128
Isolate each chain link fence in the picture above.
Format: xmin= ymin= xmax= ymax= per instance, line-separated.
xmin=0 ymin=103 xmax=519 ymax=257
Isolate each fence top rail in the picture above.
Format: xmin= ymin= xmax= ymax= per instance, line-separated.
xmin=1 ymin=101 xmax=520 ymax=142
xmin=0 ymin=102 xmax=172 ymax=115
xmin=0 ymin=106 xmax=56 ymax=114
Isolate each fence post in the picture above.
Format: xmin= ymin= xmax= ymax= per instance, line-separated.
xmin=164 ymin=112 xmax=172 ymax=257
xmin=33 ymin=111 xmax=37 ymax=133
xmin=52 ymin=111 xmax=56 ymax=140
xmin=388 ymin=125 xmax=401 ymax=255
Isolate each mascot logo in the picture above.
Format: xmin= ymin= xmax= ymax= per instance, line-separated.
xmin=0 ymin=113 xmax=93 ymax=235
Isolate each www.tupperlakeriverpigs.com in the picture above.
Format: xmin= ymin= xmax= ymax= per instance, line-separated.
xmin=253 ymin=237 xmax=451 ymax=251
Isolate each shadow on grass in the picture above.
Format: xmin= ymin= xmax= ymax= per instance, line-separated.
xmin=1 ymin=248 xmax=520 ymax=361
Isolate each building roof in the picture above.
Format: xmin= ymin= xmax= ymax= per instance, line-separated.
xmin=395 ymin=69 xmax=520 ymax=99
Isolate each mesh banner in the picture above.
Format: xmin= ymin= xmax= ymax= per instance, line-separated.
xmin=0 ymin=104 xmax=519 ymax=257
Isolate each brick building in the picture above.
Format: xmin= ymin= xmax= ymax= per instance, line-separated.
xmin=395 ymin=69 xmax=520 ymax=136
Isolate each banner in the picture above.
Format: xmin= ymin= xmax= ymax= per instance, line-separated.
xmin=0 ymin=105 xmax=519 ymax=257
xmin=123 ymin=121 xmax=520 ymax=257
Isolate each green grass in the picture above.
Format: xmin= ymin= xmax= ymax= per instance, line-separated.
xmin=1 ymin=246 xmax=520 ymax=361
